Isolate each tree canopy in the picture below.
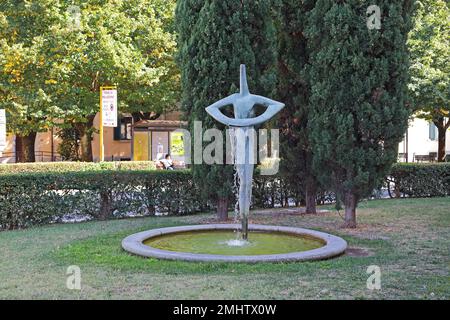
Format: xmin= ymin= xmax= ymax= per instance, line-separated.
xmin=408 ymin=0 xmax=449 ymax=161
xmin=0 ymin=0 xmax=179 ymax=161
xmin=0 ymin=0 xmax=61 ymax=137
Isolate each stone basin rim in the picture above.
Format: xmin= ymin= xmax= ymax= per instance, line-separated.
xmin=122 ymin=224 xmax=347 ymax=263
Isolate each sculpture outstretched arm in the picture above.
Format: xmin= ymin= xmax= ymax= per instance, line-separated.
xmin=253 ymin=95 xmax=285 ymax=118
xmin=227 ymin=95 xmax=284 ymax=127
xmin=205 ymin=94 xmax=285 ymax=127
xmin=205 ymin=94 xmax=239 ymax=126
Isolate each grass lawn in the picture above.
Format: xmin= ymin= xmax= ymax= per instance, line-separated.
xmin=0 ymin=197 xmax=448 ymax=300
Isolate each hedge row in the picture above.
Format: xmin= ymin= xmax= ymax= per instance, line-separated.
xmin=0 ymin=170 xmax=203 ymax=230
xmin=0 ymin=161 xmax=156 ymax=174
xmin=388 ymin=163 xmax=450 ymax=198
xmin=0 ymin=168 xmax=319 ymax=230
xmin=0 ymin=162 xmax=448 ymax=230
xmin=252 ymin=174 xmax=334 ymax=208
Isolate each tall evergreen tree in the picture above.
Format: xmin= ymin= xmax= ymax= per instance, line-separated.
xmin=306 ymin=0 xmax=415 ymax=227
xmin=176 ymin=0 xmax=277 ymax=220
xmin=277 ymin=0 xmax=319 ymax=213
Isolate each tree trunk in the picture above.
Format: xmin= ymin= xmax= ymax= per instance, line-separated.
xmin=79 ymin=131 xmax=93 ymax=162
xmin=216 ymin=197 xmax=229 ymax=221
xmin=343 ymin=191 xmax=357 ymax=228
xmin=76 ymin=116 xmax=95 ymax=162
xmin=99 ymin=191 xmax=112 ymax=220
xmin=305 ymin=180 xmax=317 ymax=214
xmin=15 ymin=132 xmax=37 ymax=163
xmin=435 ymin=118 xmax=447 ymax=162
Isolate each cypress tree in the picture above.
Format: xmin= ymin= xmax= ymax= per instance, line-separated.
xmin=306 ymin=1 xmax=415 ymax=227
xmin=277 ymin=0 xmax=319 ymax=213
xmin=176 ymin=0 xmax=277 ymax=220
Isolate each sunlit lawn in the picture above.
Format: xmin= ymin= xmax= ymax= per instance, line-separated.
xmin=0 ymin=197 xmax=448 ymax=299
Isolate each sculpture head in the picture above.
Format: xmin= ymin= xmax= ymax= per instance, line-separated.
xmin=239 ymin=64 xmax=250 ymax=97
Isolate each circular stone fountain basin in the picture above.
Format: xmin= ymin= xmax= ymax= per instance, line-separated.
xmin=122 ymin=224 xmax=347 ymax=263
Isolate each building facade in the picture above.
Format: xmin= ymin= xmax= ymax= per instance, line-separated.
xmin=0 ymin=111 xmax=187 ymax=164
xmin=1 ymin=116 xmax=449 ymax=164
xmin=398 ymin=118 xmax=450 ymax=162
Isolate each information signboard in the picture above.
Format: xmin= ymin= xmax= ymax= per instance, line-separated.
xmin=0 ymin=109 xmax=6 ymax=154
xmin=101 ymin=89 xmax=117 ymax=127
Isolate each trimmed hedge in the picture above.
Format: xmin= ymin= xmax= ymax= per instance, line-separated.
xmin=0 ymin=170 xmax=203 ymax=230
xmin=0 ymin=161 xmax=156 ymax=174
xmin=388 ymin=163 xmax=450 ymax=198
xmin=252 ymin=175 xmax=334 ymax=208
xmin=0 ymin=161 xmax=312 ymax=230
xmin=1 ymin=161 xmax=448 ymax=230
xmin=0 ymin=169 xmax=307 ymax=230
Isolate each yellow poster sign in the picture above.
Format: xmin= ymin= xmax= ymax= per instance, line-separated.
xmin=170 ymin=132 xmax=184 ymax=156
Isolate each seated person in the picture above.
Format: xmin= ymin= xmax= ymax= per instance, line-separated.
xmin=160 ymin=153 xmax=174 ymax=170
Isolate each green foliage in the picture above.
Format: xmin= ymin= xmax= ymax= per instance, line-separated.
xmin=0 ymin=162 xmax=316 ymax=230
xmin=408 ymin=0 xmax=449 ymax=118
xmin=0 ymin=160 xmax=447 ymax=230
xmin=0 ymin=169 xmax=202 ymax=230
xmin=176 ymin=0 xmax=278 ymax=208
xmin=253 ymin=165 xmax=334 ymax=208
xmin=408 ymin=0 xmax=449 ymax=160
xmin=49 ymin=0 xmax=180 ymax=123
xmin=306 ymin=1 xmax=415 ymax=214
xmin=0 ymin=161 xmax=156 ymax=174
xmin=0 ymin=0 xmax=179 ymax=143
xmin=389 ymin=163 xmax=450 ymax=197
xmin=276 ymin=0 xmax=320 ymax=207
xmin=0 ymin=0 xmax=62 ymax=135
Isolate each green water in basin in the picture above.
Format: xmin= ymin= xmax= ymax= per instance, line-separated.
xmin=143 ymin=230 xmax=324 ymax=256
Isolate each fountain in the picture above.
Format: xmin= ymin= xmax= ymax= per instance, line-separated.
xmin=205 ymin=65 xmax=285 ymax=241
xmin=122 ymin=65 xmax=347 ymax=263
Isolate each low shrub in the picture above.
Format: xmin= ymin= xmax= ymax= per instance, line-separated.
xmin=0 ymin=170 xmax=202 ymax=230
xmin=2 ymin=161 xmax=448 ymax=230
xmin=388 ymin=163 xmax=450 ymax=198
xmin=0 ymin=161 xmax=156 ymax=174
xmin=0 ymin=163 xmax=310 ymax=230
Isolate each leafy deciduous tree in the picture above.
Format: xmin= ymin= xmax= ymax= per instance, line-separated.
xmin=1 ymin=0 xmax=179 ymax=162
xmin=49 ymin=0 xmax=179 ymax=161
xmin=408 ymin=0 xmax=449 ymax=161
xmin=0 ymin=0 xmax=62 ymax=162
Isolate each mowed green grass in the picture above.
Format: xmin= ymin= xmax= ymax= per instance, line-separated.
xmin=0 ymin=197 xmax=448 ymax=299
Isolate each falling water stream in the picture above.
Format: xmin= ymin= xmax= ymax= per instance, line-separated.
xmin=204 ymin=64 xmax=285 ymax=247
xmin=228 ymin=126 xmax=245 ymax=246
xmin=227 ymin=126 xmax=253 ymax=246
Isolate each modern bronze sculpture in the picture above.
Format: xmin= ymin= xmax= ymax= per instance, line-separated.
xmin=122 ymin=65 xmax=347 ymax=263
xmin=206 ymin=64 xmax=285 ymax=240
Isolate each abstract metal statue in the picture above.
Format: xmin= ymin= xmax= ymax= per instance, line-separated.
xmin=206 ymin=65 xmax=285 ymax=240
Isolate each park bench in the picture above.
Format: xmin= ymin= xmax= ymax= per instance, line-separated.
xmin=155 ymin=159 xmax=185 ymax=170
